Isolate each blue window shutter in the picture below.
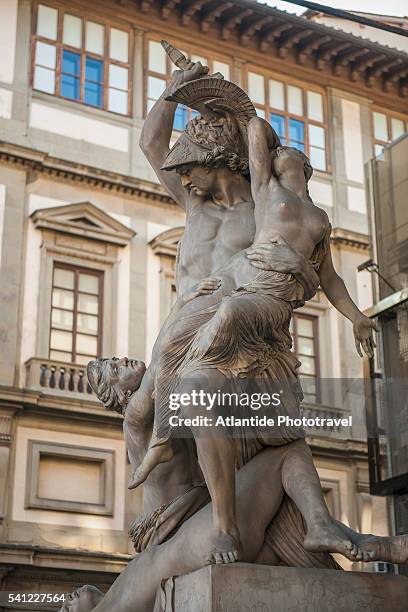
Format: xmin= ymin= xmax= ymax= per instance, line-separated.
xmin=270 ymin=113 xmax=285 ymax=144
xmin=288 ymin=118 xmax=305 ymax=151
xmin=61 ymin=50 xmax=80 ymax=100
xmin=85 ymin=56 xmax=104 ymax=107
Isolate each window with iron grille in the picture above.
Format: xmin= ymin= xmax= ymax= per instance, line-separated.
xmin=32 ymin=3 xmax=131 ymax=115
xmin=49 ymin=264 xmax=103 ymax=365
xmin=290 ymin=313 xmax=320 ymax=403
xmin=146 ymin=38 xmax=231 ymax=131
xmin=246 ymin=69 xmax=329 ymax=172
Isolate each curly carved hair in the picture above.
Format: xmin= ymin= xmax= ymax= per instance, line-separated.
xmin=186 ymin=115 xmax=249 ymax=175
xmin=87 ymin=358 xmax=127 ymax=415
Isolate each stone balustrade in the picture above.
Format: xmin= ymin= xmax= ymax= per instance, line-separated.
xmin=301 ymin=402 xmax=350 ymax=434
xmin=25 ymin=358 xmax=97 ymax=400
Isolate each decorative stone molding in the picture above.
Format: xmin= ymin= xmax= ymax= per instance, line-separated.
xmin=31 ymin=202 xmax=135 ymax=247
xmin=149 ymin=226 xmax=184 ymax=258
xmin=30 ymin=202 xmax=132 ymax=361
xmin=25 ymin=441 xmax=114 ymax=516
xmin=330 ymin=227 xmax=370 ymax=251
xmin=0 ymin=141 xmax=174 ymax=204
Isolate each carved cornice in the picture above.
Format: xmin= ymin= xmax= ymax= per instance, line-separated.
xmin=330 ymin=228 xmax=370 ymax=251
xmin=307 ymin=436 xmax=369 ymax=461
xmin=0 ymin=543 xmax=130 ymax=575
xmin=0 ymin=385 xmax=122 ymax=424
xmin=0 ymin=141 xmax=175 ymax=206
xmin=127 ymin=0 xmax=408 ymax=99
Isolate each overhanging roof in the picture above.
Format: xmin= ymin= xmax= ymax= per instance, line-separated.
xmin=136 ymin=0 xmax=408 ymax=97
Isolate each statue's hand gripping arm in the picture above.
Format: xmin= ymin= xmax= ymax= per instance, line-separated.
xmin=246 ymin=235 xmax=320 ymax=301
xmin=139 ymin=62 xmax=208 ymax=209
xmin=318 ymin=247 xmax=378 ymax=358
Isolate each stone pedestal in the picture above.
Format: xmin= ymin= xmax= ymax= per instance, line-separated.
xmin=154 ymin=563 xmax=408 ymax=611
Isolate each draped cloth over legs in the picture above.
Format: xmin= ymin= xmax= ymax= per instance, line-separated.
xmin=152 ymin=226 xmax=331 ymax=446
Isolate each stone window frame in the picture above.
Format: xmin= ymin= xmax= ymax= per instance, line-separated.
xmin=320 ymin=477 xmax=342 ymax=521
xmin=31 ymin=201 xmax=135 ymax=363
xmin=25 ymin=440 xmax=114 ymax=516
xmin=31 ymin=1 xmax=133 ymax=116
xmin=371 ymin=106 xmax=408 ymax=158
xmin=243 ymin=65 xmax=330 ymax=173
xmin=145 ymin=34 xmax=232 ymax=130
xmin=290 ymin=312 xmax=321 ymax=404
xmin=49 ymin=262 xmax=105 ymax=364
xmin=149 ymin=226 xmax=185 ymax=325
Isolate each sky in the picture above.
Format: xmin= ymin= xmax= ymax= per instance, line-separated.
xmin=263 ymin=0 xmax=408 ymax=17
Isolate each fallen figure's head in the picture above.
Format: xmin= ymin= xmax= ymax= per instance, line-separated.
xmin=59 ymin=585 xmax=104 ymax=612
xmin=87 ymin=357 xmax=146 ymax=415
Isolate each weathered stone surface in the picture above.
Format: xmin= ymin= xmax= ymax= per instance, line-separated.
xmin=154 ymin=563 xmax=408 ymax=612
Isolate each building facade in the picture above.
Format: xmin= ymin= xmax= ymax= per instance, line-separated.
xmin=0 ymin=0 xmax=407 ymax=598
xmin=364 ymin=131 xmax=408 ymax=576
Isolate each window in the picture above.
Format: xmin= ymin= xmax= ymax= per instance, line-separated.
xmin=290 ymin=314 xmax=320 ymax=403
xmin=247 ymin=70 xmax=328 ymax=172
xmin=372 ymin=109 xmax=407 ymax=157
xmin=146 ymin=39 xmax=231 ymax=131
xmin=50 ymin=264 xmax=103 ymax=365
xmin=33 ymin=3 xmax=131 ymax=115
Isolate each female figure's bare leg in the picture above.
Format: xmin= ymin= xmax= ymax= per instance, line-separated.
xmin=82 ymin=446 xmax=286 ymax=612
xmin=280 ymin=440 xmax=360 ymax=561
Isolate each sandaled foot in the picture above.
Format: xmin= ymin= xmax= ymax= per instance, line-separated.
xmin=205 ymin=529 xmax=243 ymax=565
xmin=358 ymin=535 xmax=408 ymax=564
xmin=59 ymin=585 xmax=103 ymax=612
xmin=128 ymin=442 xmax=174 ymax=489
xmin=304 ymin=521 xmax=362 ymax=561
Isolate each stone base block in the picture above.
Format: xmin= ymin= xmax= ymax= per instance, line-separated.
xmin=154 ymin=563 xmax=408 ymax=611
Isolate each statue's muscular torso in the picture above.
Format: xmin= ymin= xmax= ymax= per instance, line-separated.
xmin=176 ymin=193 xmax=255 ymax=295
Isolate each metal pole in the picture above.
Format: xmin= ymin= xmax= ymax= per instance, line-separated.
xmin=281 ymin=0 xmax=408 ymax=38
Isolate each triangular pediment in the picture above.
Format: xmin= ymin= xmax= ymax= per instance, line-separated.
xmin=149 ymin=226 xmax=185 ymax=257
xmin=31 ymin=202 xmax=136 ymax=247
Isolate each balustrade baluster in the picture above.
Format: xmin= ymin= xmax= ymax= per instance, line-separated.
xmin=49 ymin=366 xmax=56 ymax=388
xmin=72 ymin=369 xmax=80 ymax=392
xmin=78 ymin=370 xmax=84 ymax=393
xmin=39 ymin=364 xmax=47 ymax=387
xmin=59 ymin=367 xmax=65 ymax=390
xmin=68 ymin=369 xmax=75 ymax=391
